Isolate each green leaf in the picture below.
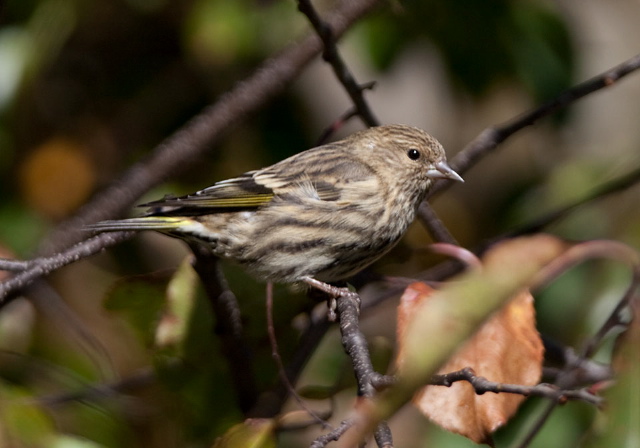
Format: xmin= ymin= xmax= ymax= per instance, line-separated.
xmin=212 ymin=419 xmax=276 ymax=448
xmin=0 ymin=383 xmax=56 ymax=446
xmin=585 ymin=303 xmax=640 ymax=448
xmin=155 ymin=256 xmax=201 ymax=354
xmin=49 ymin=434 xmax=107 ymax=448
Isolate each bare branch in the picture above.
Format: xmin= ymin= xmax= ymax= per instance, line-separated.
xmin=428 ymin=52 xmax=640 ymax=199
xmin=431 ymin=367 xmax=604 ymax=407
xmin=333 ymin=293 xmax=393 ymax=446
xmin=315 ymin=108 xmax=360 ymax=146
xmin=265 ymin=282 xmax=330 ymax=427
xmin=298 ymin=0 xmax=380 ymax=127
xmin=188 ymin=243 xmax=258 ymax=414
xmin=37 ymin=367 xmax=155 ymax=408
xmin=0 ymin=259 xmax=31 ymax=272
xmin=509 ymin=165 xmax=640 ymax=237
xmin=580 ymin=269 xmax=640 ymax=359
xmin=310 ymin=419 xmax=355 ymax=448
xmin=0 ymin=231 xmax=134 ymax=306
xmin=249 ymin=309 xmax=332 ymax=418
xmin=417 ymin=202 xmax=459 ymax=245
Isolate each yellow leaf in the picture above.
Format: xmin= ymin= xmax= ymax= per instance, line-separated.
xmin=212 ymin=419 xmax=276 ymax=448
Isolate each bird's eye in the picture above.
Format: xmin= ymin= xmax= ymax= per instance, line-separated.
xmin=407 ymin=149 xmax=421 ymax=160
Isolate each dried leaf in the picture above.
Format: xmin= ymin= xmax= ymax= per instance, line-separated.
xmin=344 ymin=236 xmax=639 ymax=448
xmin=395 ymin=243 xmax=546 ymax=444
xmin=397 ymin=285 xmax=543 ymax=444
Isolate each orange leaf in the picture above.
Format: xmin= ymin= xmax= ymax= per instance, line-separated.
xmin=396 ymin=284 xmax=544 ymax=445
xmin=19 ymin=137 xmax=95 ymax=220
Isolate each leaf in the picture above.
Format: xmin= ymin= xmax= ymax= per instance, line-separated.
xmin=397 ymin=285 xmax=543 ymax=444
xmin=211 ymin=419 xmax=276 ymax=448
xmin=155 ymin=256 xmax=201 ymax=354
xmin=49 ymin=434 xmax=107 ymax=448
xmin=584 ymin=300 xmax=640 ymax=448
xmin=339 ymin=235 xmax=568 ymax=446
xmin=0 ymin=383 xmax=56 ymax=447
xmin=342 ymin=235 xmax=639 ymax=447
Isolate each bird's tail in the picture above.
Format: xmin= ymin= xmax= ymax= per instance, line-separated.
xmin=86 ymin=216 xmax=193 ymax=232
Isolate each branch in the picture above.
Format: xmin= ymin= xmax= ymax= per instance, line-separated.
xmin=298 ymin=0 xmax=380 ymax=127
xmin=508 ymin=164 xmax=640 ymax=237
xmin=417 ymin=202 xmax=459 ymax=245
xmin=265 ymin=282 xmax=329 ymax=427
xmin=311 ymin=419 xmax=355 ymax=448
xmin=431 ymin=367 xmax=604 ymax=407
xmin=0 ymin=259 xmax=30 ymax=272
xmin=0 ymin=231 xmax=134 ymax=306
xmin=333 ymin=293 xmax=393 ymax=447
xmin=427 ymin=52 xmax=640 ymax=199
xmin=249 ymin=308 xmax=332 ymax=418
xmin=188 ymin=243 xmax=258 ymax=414
xmin=37 ymin=367 xmax=155 ymax=408
xmin=513 ymin=262 xmax=640 ymax=447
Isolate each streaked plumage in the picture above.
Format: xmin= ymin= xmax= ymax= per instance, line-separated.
xmin=88 ymin=125 xmax=462 ymax=284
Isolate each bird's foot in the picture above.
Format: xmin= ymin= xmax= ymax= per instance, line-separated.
xmin=301 ymin=277 xmax=360 ymax=321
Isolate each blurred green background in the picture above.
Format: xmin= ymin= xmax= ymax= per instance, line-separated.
xmin=0 ymin=0 xmax=639 ymax=447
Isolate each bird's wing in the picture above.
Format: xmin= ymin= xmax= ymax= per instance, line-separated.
xmin=140 ymin=169 xmax=342 ymax=216
xmin=251 ymin=148 xmax=375 ymax=203
xmin=141 ymin=171 xmax=275 ymax=214
xmin=141 ymin=148 xmax=374 ymax=215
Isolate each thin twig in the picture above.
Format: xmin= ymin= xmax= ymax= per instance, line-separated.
xmin=298 ymin=0 xmax=380 ymax=127
xmin=27 ymin=281 xmax=117 ymax=381
xmin=513 ymin=262 xmax=640 ymax=447
xmin=0 ymin=259 xmax=31 ymax=272
xmin=310 ymin=419 xmax=355 ymax=448
xmin=315 ymin=108 xmax=359 ymax=146
xmin=427 ymin=52 xmax=640 ymax=199
xmin=431 ymin=367 xmax=603 ymax=407
xmin=0 ymin=231 xmax=134 ymax=306
xmin=508 ymin=164 xmax=640 ymax=237
xmin=265 ymin=282 xmax=330 ymax=428
xmin=37 ymin=367 xmax=155 ymax=407
xmin=417 ymin=202 xmax=459 ymax=245
xmin=580 ymin=268 xmax=640 ymax=359
xmin=249 ymin=309 xmax=332 ymax=418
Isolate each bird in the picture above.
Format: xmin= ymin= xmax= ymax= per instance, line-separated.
xmin=87 ymin=124 xmax=462 ymax=299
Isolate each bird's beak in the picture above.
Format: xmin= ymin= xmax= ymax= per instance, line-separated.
xmin=426 ymin=161 xmax=464 ymax=182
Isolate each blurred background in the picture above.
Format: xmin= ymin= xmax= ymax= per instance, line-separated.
xmin=0 ymin=0 xmax=639 ymax=446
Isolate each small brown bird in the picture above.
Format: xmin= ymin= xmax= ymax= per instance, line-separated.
xmin=88 ymin=125 xmax=462 ymax=295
